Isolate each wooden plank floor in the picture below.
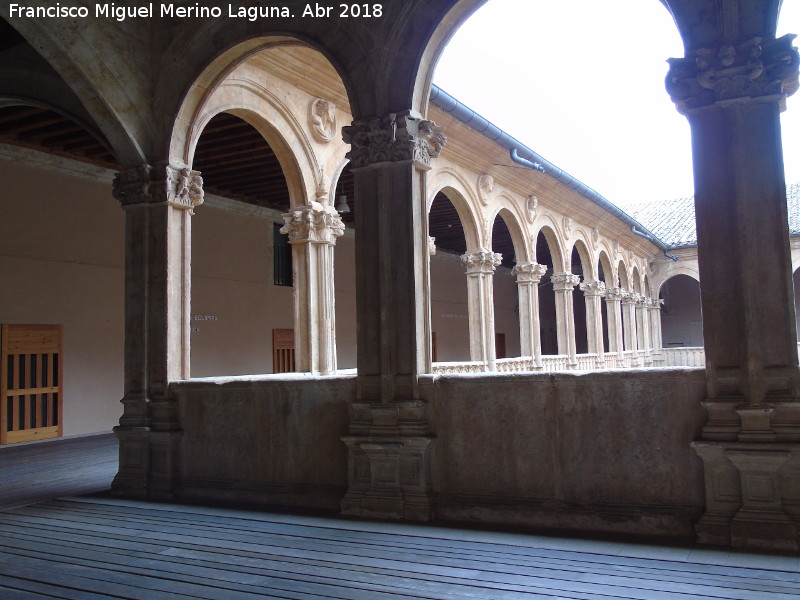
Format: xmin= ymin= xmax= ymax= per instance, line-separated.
xmin=0 ymin=435 xmax=799 ymax=599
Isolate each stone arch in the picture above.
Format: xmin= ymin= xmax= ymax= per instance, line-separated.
xmin=490 ymin=204 xmax=530 ymax=264
xmin=654 ymin=264 xmax=700 ymax=295
xmin=570 ymin=239 xmax=595 ymax=280
xmin=631 ymin=266 xmax=642 ymax=293
xmin=428 ymin=169 xmax=482 ymax=250
xmin=532 ymin=222 xmax=566 ymax=272
xmin=412 ymin=0 xmax=488 ymax=116
xmin=618 ymin=260 xmax=630 ymax=290
xmin=597 ymin=250 xmax=615 ymax=287
xmin=659 ymin=274 xmax=704 ymax=348
xmin=172 ymin=41 xmax=350 ymax=208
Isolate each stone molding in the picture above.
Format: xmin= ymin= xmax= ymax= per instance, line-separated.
xmin=551 ymin=272 xmax=580 ymax=291
xmin=461 ymin=248 xmax=502 ymax=274
xmin=113 ymin=164 xmax=204 ymax=213
xmin=342 ymin=111 xmax=446 ymax=170
xmin=666 ymin=35 xmax=799 ymax=114
xmin=280 ymin=205 xmax=345 ymax=244
xmin=512 ymin=261 xmax=547 ymax=283
xmin=580 ymin=280 xmax=607 ymax=297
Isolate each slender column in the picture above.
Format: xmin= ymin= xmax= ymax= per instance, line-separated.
xmin=604 ymin=287 xmax=625 ymax=365
xmin=340 ymin=110 xmax=446 ymax=520
xmin=668 ymin=33 xmax=800 ymax=549
xmin=636 ymin=295 xmax=651 ymax=366
xmin=580 ymin=280 xmax=606 ymax=368
xmin=281 ymin=191 xmax=345 ymax=375
xmin=647 ymin=297 xmax=664 ymax=365
xmin=461 ymin=249 xmax=502 ymax=371
xmin=513 ymin=261 xmax=547 ymax=369
xmin=621 ymin=291 xmax=641 ymax=366
xmin=552 ymin=272 xmax=580 ymax=368
xmin=111 ymin=164 xmax=202 ymax=500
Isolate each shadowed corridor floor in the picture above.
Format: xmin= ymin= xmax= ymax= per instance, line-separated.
xmin=0 ymin=433 xmax=798 ymax=599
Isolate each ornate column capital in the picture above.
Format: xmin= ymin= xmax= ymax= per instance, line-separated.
xmin=620 ymin=290 xmax=639 ymax=305
xmin=604 ymin=287 xmax=625 ymax=302
xmin=579 ymin=279 xmax=606 ymax=297
xmin=551 ymin=272 xmax=580 ymax=292
xmin=342 ymin=111 xmax=446 ymax=170
xmin=666 ymin=34 xmax=799 ymax=114
xmin=461 ymin=248 xmax=502 ymax=274
xmin=280 ymin=205 xmax=345 ymax=245
xmin=512 ymin=261 xmax=547 ymax=283
xmin=113 ymin=164 xmax=204 ymax=213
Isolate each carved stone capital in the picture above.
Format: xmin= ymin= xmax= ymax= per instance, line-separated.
xmin=666 ymin=35 xmax=799 ymax=114
xmin=428 ymin=236 xmax=436 ymax=256
xmin=113 ymin=164 xmax=204 ymax=213
xmin=280 ymin=205 xmax=345 ymax=244
xmin=605 ymin=287 xmax=625 ymax=303
xmin=620 ymin=290 xmax=640 ymax=305
xmin=512 ymin=261 xmax=547 ymax=283
xmin=551 ymin=272 xmax=580 ymax=291
xmin=461 ymin=248 xmax=502 ymax=274
xmin=342 ymin=111 xmax=446 ymax=169
xmin=580 ymin=279 xmax=606 ymax=297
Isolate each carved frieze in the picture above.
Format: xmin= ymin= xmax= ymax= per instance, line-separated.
xmin=280 ymin=205 xmax=345 ymax=244
xmin=551 ymin=272 xmax=580 ymax=291
xmin=461 ymin=248 xmax=502 ymax=274
xmin=309 ymin=98 xmax=336 ymax=143
xmin=511 ymin=261 xmax=547 ymax=283
xmin=342 ymin=112 xmax=446 ymax=169
xmin=579 ymin=280 xmax=607 ymax=297
xmin=477 ymin=174 xmax=494 ymax=206
xmin=666 ymin=35 xmax=799 ymax=114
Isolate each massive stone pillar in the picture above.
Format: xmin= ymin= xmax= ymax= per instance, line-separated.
xmin=111 ymin=164 xmax=203 ymax=500
xmin=513 ymin=261 xmax=547 ymax=369
xmin=621 ymin=291 xmax=641 ymax=366
xmin=668 ymin=33 xmax=800 ymax=550
xmin=604 ymin=287 xmax=625 ymax=365
xmin=580 ymin=280 xmax=606 ymax=368
xmin=552 ymin=272 xmax=580 ymax=368
xmin=461 ymin=248 xmax=502 ymax=371
xmin=281 ymin=192 xmax=345 ymax=375
xmin=340 ymin=111 xmax=445 ymax=521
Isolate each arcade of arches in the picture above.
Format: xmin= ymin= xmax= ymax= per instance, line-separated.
xmin=2 ymin=0 xmax=800 ymax=552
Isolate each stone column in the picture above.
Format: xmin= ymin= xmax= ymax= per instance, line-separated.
xmin=636 ymin=294 xmax=652 ymax=366
xmin=512 ymin=261 xmax=547 ymax=369
xmin=604 ymin=287 xmax=625 ymax=366
xmin=668 ymin=34 xmax=800 ymax=549
xmin=646 ymin=297 xmax=664 ymax=365
xmin=580 ymin=280 xmax=606 ymax=368
xmin=551 ymin=272 xmax=580 ymax=368
xmin=340 ymin=111 xmax=446 ymax=520
xmin=461 ymin=248 xmax=502 ymax=371
xmin=111 ymin=164 xmax=203 ymax=500
xmin=281 ymin=193 xmax=345 ymax=375
xmin=620 ymin=291 xmax=641 ymax=366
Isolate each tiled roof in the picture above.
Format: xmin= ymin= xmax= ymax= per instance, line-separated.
xmin=622 ymin=182 xmax=800 ymax=248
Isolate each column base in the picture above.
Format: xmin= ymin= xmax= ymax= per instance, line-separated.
xmin=342 ymin=435 xmax=433 ymax=521
xmin=111 ymin=426 xmax=150 ymax=498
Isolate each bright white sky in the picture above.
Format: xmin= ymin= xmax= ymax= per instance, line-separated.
xmin=433 ymin=0 xmax=800 ymax=208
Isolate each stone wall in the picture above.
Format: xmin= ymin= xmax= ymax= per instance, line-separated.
xmin=172 ymin=368 xmax=707 ymax=538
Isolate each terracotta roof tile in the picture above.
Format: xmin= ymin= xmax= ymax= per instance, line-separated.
xmin=621 ymin=182 xmax=800 ymax=248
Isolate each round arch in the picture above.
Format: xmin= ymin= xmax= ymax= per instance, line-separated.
xmin=490 ymin=203 xmax=530 ymax=264
xmin=427 ymin=169 xmax=482 ymax=250
xmin=533 ymin=222 xmax=565 ymax=272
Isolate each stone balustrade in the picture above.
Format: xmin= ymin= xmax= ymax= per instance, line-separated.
xmin=660 ymin=346 xmax=706 ymax=367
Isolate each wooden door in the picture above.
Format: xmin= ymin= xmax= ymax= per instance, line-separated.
xmin=1 ymin=324 xmax=63 ymax=444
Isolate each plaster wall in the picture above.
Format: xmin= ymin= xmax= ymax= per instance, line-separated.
xmin=0 ymin=160 xmax=124 ymax=436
